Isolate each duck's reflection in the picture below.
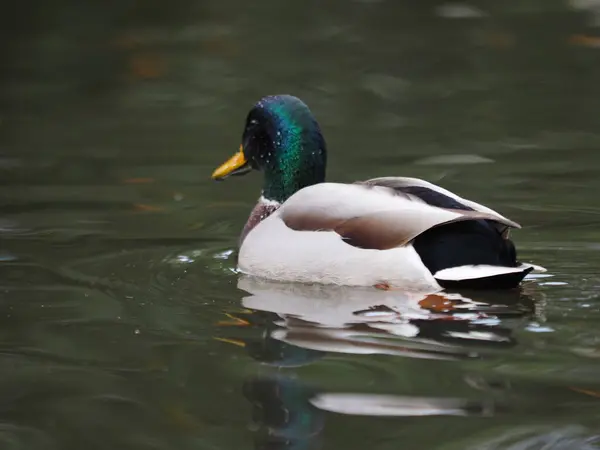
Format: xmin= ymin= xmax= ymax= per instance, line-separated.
xmin=243 ymin=375 xmax=324 ymax=450
xmin=217 ymin=277 xmax=540 ymax=449
xmin=235 ymin=276 xmax=537 ymax=360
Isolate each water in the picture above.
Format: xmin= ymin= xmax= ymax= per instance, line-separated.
xmin=3 ymin=1 xmax=600 ymax=449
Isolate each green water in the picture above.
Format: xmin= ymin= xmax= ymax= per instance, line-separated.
xmin=2 ymin=1 xmax=600 ymax=449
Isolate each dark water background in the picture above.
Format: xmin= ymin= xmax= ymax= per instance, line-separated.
xmin=3 ymin=1 xmax=600 ymax=449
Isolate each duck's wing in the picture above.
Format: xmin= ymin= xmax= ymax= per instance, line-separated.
xmin=357 ymin=177 xmax=519 ymax=237
xmin=279 ymin=182 xmax=517 ymax=251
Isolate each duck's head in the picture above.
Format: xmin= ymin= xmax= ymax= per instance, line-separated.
xmin=212 ymin=95 xmax=327 ymax=203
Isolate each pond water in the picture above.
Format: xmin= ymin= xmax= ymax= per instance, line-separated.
xmin=2 ymin=1 xmax=600 ymax=449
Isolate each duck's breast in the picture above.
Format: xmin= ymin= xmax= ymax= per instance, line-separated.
xmin=240 ymin=198 xmax=281 ymax=245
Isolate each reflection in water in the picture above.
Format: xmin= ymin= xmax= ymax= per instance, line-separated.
xmin=310 ymin=393 xmax=496 ymax=417
xmin=216 ymin=277 xmax=545 ymax=448
xmin=243 ymin=376 xmax=323 ymax=450
xmin=235 ymin=276 xmax=538 ymax=360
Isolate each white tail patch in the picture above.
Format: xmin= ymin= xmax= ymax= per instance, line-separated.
xmin=434 ymin=265 xmax=531 ymax=281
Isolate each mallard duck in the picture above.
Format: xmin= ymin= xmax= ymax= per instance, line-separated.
xmin=212 ymin=95 xmax=544 ymax=291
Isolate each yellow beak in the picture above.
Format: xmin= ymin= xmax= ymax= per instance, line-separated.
xmin=212 ymin=145 xmax=249 ymax=180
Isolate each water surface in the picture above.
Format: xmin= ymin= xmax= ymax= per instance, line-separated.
xmin=2 ymin=1 xmax=600 ymax=449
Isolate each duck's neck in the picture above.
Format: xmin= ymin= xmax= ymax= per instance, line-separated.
xmin=262 ymin=173 xmax=323 ymax=204
xmin=261 ymin=145 xmax=327 ymax=203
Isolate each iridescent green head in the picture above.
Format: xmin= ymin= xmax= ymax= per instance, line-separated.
xmin=212 ymin=95 xmax=327 ymax=203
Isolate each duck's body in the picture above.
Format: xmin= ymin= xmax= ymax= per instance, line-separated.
xmin=212 ymin=95 xmax=543 ymax=291
xmin=238 ymin=181 xmax=535 ymax=291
